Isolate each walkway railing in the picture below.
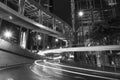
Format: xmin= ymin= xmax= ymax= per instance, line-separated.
xmin=0 ymin=0 xmax=71 ymax=36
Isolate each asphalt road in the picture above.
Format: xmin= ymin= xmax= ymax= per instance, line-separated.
xmin=33 ymin=60 xmax=120 ymax=80
xmin=0 ymin=60 xmax=119 ymax=80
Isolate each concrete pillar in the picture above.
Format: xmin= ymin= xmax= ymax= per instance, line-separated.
xmin=20 ymin=28 xmax=29 ymax=49
xmin=19 ymin=27 xmax=22 ymax=45
xmin=39 ymin=10 xmax=43 ymax=24
xmin=52 ymin=18 xmax=56 ymax=30
xmin=18 ymin=0 xmax=26 ymax=15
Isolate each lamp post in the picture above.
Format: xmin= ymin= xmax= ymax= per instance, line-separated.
xmin=55 ymin=38 xmax=59 ymax=48
xmin=78 ymin=11 xmax=84 ymax=17
xmin=78 ymin=11 xmax=84 ymax=46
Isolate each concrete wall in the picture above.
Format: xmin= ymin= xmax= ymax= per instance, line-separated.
xmin=0 ymin=50 xmax=34 ymax=67
xmin=0 ymin=39 xmax=42 ymax=68
xmin=0 ymin=39 xmax=41 ymax=59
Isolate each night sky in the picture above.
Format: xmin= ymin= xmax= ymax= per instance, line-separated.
xmin=51 ymin=0 xmax=72 ymax=26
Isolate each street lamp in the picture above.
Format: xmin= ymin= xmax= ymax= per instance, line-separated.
xmin=3 ymin=30 xmax=12 ymax=39
xmin=78 ymin=11 xmax=84 ymax=17
xmin=78 ymin=11 xmax=84 ymax=45
xmin=37 ymin=35 xmax=42 ymax=40
xmin=55 ymin=39 xmax=59 ymax=42
xmin=9 ymin=16 xmax=13 ymax=20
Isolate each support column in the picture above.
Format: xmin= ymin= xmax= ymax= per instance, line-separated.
xmin=39 ymin=10 xmax=43 ymax=24
xmin=20 ymin=28 xmax=29 ymax=49
xmin=52 ymin=18 xmax=56 ymax=30
xmin=18 ymin=0 xmax=26 ymax=15
xmin=19 ymin=27 xmax=22 ymax=45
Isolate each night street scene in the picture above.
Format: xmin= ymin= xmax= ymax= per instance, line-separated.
xmin=0 ymin=0 xmax=120 ymax=80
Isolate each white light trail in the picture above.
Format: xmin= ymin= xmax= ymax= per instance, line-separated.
xmin=45 ymin=61 xmax=120 ymax=76
xmin=34 ymin=60 xmax=118 ymax=80
xmin=39 ymin=45 xmax=120 ymax=54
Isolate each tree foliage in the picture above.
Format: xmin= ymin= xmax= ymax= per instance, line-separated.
xmin=90 ymin=17 xmax=120 ymax=45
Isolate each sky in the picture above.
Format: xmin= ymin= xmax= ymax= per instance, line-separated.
xmin=51 ymin=0 xmax=72 ymax=26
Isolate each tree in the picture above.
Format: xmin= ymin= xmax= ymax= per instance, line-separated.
xmin=90 ymin=18 xmax=120 ymax=45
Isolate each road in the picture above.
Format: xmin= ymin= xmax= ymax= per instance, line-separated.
xmin=0 ymin=60 xmax=119 ymax=80
xmin=33 ymin=60 xmax=120 ymax=80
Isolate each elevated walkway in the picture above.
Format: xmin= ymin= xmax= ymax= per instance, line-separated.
xmin=0 ymin=2 xmax=65 ymax=39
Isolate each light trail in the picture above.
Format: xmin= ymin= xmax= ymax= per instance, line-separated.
xmin=34 ymin=60 xmax=118 ymax=80
xmin=30 ymin=64 xmax=86 ymax=80
xmin=39 ymin=45 xmax=120 ymax=54
xmin=44 ymin=61 xmax=120 ymax=76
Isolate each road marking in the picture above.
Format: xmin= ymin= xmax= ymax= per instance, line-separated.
xmin=44 ymin=61 xmax=120 ymax=76
xmin=35 ymin=61 xmax=118 ymax=80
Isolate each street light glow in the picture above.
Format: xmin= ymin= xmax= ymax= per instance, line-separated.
xmin=4 ymin=30 xmax=12 ymax=39
xmin=37 ymin=35 xmax=42 ymax=40
xmin=47 ymin=46 xmax=50 ymax=49
xmin=55 ymin=39 xmax=58 ymax=42
xmin=9 ymin=16 xmax=13 ymax=20
xmin=78 ymin=11 xmax=84 ymax=17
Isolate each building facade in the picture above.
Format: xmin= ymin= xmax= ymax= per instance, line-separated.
xmin=73 ymin=0 xmax=120 ymax=46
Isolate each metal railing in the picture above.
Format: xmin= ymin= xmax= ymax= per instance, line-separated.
xmin=0 ymin=0 xmax=71 ymax=35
